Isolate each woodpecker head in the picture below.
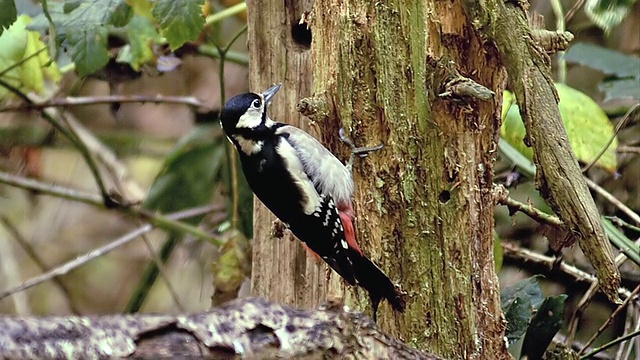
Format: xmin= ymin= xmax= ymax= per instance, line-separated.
xmin=220 ymin=84 xmax=281 ymax=135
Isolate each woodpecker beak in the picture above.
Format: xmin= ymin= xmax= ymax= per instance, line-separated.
xmin=262 ymin=83 xmax=282 ymax=105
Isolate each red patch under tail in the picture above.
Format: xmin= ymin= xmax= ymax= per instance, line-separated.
xmin=337 ymin=201 xmax=362 ymax=255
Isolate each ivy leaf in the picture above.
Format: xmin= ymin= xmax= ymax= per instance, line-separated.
xmin=0 ymin=0 xmax=17 ymax=36
xmin=152 ymin=0 xmax=204 ymax=50
xmin=521 ymin=295 xmax=567 ymax=359
xmin=500 ymin=276 xmax=544 ymax=346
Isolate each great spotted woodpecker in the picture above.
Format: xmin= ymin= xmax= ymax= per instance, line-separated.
xmin=220 ymin=84 xmax=405 ymax=319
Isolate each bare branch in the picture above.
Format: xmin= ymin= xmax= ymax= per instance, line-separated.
xmin=493 ymin=184 xmax=564 ymax=227
xmin=584 ymin=177 xmax=640 ymax=226
xmin=0 ymin=205 xmax=221 ymax=300
xmin=0 ymin=216 xmax=80 ymax=314
xmin=0 ymin=95 xmax=204 ymax=112
xmin=580 ymin=284 xmax=640 ymax=354
xmin=0 ymin=171 xmax=223 ymax=246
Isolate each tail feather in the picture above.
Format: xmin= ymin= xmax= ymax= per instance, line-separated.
xmin=351 ymin=251 xmax=406 ymax=320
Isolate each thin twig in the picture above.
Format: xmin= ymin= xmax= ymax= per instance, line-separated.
xmin=580 ymin=328 xmax=640 ymax=360
xmin=205 ymin=2 xmax=246 ymax=26
xmin=565 ymin=0 xmax=586 ymax=23
xmin=606 ymin=217 xmax=640 ymax=233
xmin=0 ymin=216 xmax=80 ymax=314
xmin=493 ymin=184 xmax=564 ymax=226
xmin=504 ymin=243 xmax=599 ymax=286
xmin=215 ymin=24 xmax=248 ymax=229
xmin=0 ymin=171 xmax=223 ymax=246
xmin=617 ymin=145 xmax=640 ymax=154
xmin=140 ymin=233 xmax=185 ymax=312
xmin=566 ymin=235 xmax=639 ymax=344
xmin=549 ymin=0 xmax=567 ymax=83
xmin=59 ymin=110 xmax=146 ymax=203
xmin=583 ymin=177 xmax=640 ymax=225
xmin=0 ymin=205 xmax=220 ymax=300
xmin=0 ymin=95 xmax=204 ymax=112
xmin=582 ymin=104 xmax=639 ymax=173
xmin=0 ymin=47 xmax=47 ymax=78
xmin=580 ymin=284 xmax=640 ymax=354
xmin=0 ymin=171 xmax=103 ymax=206
xmin=0 ymin=77 xmax=112 ymax=205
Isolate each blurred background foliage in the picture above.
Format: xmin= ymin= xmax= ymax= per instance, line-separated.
xmin=0 ymin=0 xmax=638 ymax=358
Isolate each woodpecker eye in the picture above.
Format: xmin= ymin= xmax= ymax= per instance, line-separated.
xmin=252 ymin=99 xmax=261 ymax=108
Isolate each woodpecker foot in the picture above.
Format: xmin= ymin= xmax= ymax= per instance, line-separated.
xmin=339 ymin=128 xmax=383 ymax=173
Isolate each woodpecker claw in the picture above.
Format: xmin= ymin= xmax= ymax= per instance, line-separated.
xmin=339 ymin=128 xmax=383 ymax=173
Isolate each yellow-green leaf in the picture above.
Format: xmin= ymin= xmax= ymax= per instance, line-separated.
xmin=501 ymin=85 xmax=618 ymax=172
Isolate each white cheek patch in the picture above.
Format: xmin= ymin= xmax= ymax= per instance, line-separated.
xmin=233 ymin=135 xmax=264 ymax=154
xmin=276 ymin=138 xmax=321 ymax=215
xmin=236 ymin=107 xmax=264 ymax=129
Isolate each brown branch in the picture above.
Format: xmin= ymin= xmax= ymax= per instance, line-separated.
xmin=0 ymin=95 xmax=204 ymax=112
xmin=584 ymin=177 xmax=640 ymax=226
xmin=493 ymin=184 xmax=564 ymax=227
xmin=580 ymin=284 xmax=640 ymax=354
xmin=462 ymin=0 xmax=620 ymax=303
xmin=0 ymin=298 xmax=442 ymax=359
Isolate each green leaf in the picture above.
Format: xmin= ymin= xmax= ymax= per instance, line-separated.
xmin=585 ymin=0 xmax=637 ymax=33
xmin=501 ymin=85 xmax=619 ymax=173
xmin=68 ymin=27 xmax=109 ymax=77
xmin=143 ymin=125 xmax=225 ymax=214
xmin=564 ymin=42 xmax=640 ymax=79
xmin=501 ymin=93 xmax=533 ymax=160
xmin=117 ymin=15 xmax=161 ymax=70
xmin=29 ymin=0 xmax=128 ymax=76
xmin=110 ymin=1 xmax=134 ymax=27
xmin=0 ymin=0 xmax=17 ymax=36
xmin=503 ymin=295 xmax=531 ymax=346
xmin=501 ymin=276 xmax=544 ymax=345
xmin=152 ymin=0 xmax=204 ymax=50
xmin=556 ymin=83 xmax=618 ymax=172
xmin=521 ymin=295 xmax=567 ymax=359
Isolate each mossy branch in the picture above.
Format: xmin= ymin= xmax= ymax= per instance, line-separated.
xmin=461 ymin=0 xmax=620 ymax=302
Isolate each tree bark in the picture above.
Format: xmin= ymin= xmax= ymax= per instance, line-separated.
xmin=0 ymin=298 xmax=441 ymax=359
xmin=248 ymin=1 xmax=509 ymax=359
xmin=246 ymin=0 xmax=335 ymax=312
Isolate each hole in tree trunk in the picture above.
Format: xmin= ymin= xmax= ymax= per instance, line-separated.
xmin=291 ymin=22 xmax=312 ymax=49
xmin=439 ymin=190 xmax=451 ymax=203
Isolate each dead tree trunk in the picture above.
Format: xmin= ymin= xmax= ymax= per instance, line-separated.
xmin=246 ymin=0 xmax=332 ymax=311
xmin=248 ymin=1 xmax=509 ymax=358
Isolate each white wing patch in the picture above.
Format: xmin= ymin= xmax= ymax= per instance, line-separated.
xmin=232 ymin=135 xmax=264 ymax=155
xmin=275 ymin=126 xmax=354 ymax=204
xmin=276 ymin=137 xmax=321 ymax=215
